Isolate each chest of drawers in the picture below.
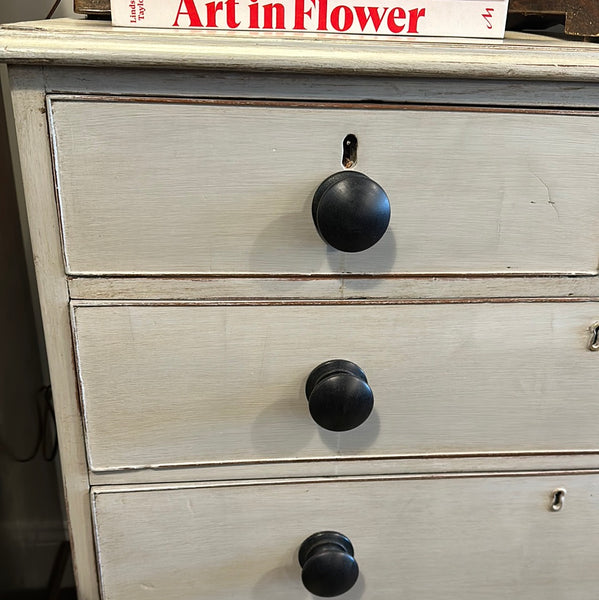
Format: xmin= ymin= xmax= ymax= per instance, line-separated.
xmin=4 ymin=18 xmax=599 ymax=599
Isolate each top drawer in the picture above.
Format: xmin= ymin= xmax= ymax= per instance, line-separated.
xmin=49 ymin=96 xmax=599 ymax=276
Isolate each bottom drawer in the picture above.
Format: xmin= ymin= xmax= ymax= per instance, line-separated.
xmin=92 ymin=474 xmax=598 ymax=599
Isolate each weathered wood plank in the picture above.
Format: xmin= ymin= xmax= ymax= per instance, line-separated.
xmin=92 ymin=474 xmax=599 ymax=599
xmin=50 ymin=98 xmax=599 ymax=276
xmin=67 ymin=275 xmax=599 ymax=301
xmin=6 ymin=66 xmax=100 ymax=600
xmin=87 ymin=453 xmax=599 ymax=485
xmin=72 ymin=301 xmax=599 ymax=472
xmin=2 ymin=20 xmax=599 ymax=79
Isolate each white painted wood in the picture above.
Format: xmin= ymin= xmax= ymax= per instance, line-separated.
xmin=0 ymin=64 xmax=66 ymax=590
xmin=72 ymin=301 xmax=599 ymax=472
xmin=5 ymin=67 xmax=99 ymax=600
xmin=2 ymin=20 xmax=599 ymax=81
xmin=0 ymin=65 xmax=48 ymax=380
xmin=50 ymin=97 xmax=599 ymax=276
xmin=88 ymin=454 xmax=599 ymax=486
xmin=68 ymin=274 xmax=599 ymax=301
xmin=6 ymin=20 xmax=599 ymax=600
xmin=42 ymin=67 xmax=599 ymax=109
xmin=92 ymin=473 xmax=599 ymax=599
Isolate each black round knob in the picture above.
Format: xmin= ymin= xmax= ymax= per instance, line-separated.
xmin=305 ymin=359 xmax=374 ymax=432
xmin=299 ymin=531 xmax=359 ymax=598
xmin=312 ymin=171 xmax=391 ymax=253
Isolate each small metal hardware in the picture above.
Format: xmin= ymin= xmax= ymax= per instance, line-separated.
xmin=588 ymin=322 xmax=599 ymax=351
xmin=550 ymin=488 xmax=567 ymax=512
xmin=342 ymin=134 xmax=358 ymax=169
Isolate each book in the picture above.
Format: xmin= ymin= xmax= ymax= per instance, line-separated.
xmin=111 ymin=0 xmax=509 ymax=38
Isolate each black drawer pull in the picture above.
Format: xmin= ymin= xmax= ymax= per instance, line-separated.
xmin=299 ymin=531 xmax=359 ymax=598
xmin=312 ymin=171 xmax=390 ymax=252
xmin=305 ymin=359 xmax=374 ymax=432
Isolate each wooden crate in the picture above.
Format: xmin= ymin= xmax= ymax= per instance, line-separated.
xmin=73 ymin=0 xmax=599 ymax=37
xmin=508 ymin=0 xmax=599 ymax=37
xmin=73 ymin=0 xmax=110 ymax=16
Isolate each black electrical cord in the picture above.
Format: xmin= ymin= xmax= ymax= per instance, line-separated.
xmin=5 ymin=388 xmax=43 ymax=462
xmin=0 ymin=385 xmax=58 ymax=462
xmin=46 ymin=0 xmax=64 ymax=19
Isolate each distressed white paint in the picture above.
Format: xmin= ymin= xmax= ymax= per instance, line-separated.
xmin=87 ymin=454 xmax=599 ymax=485
xmin=0 ymin=64 xmax=65 ymax=591
xmin=1 ymin=19 xmax=599 ymax=80
xmin=67 ymin=275 xmax=599 ymax=301
xmin=5 ymin=67 xmax=99 ymax=599
xmin=72 ymin=301 xmax=599 ymax=472
xmin=50 ymin=97 xmax=599 ymax=276
xmin=5 ymin=19 xmax=599 ymax=600
xmin=41 ymin=66 xmax=599 ymax=109
xmin=92 ymin=474 xmax=599 ymax=599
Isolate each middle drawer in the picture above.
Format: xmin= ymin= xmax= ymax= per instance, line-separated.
xmin=72 ymin=301 xmax=599 ymax=472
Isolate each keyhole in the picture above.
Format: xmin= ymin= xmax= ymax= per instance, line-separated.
xmin=588 ymin=322 xmax=599 ymax=351
xmin=551 ymin=488 xmax=566 ymax=512
xmin=342 ymin=134 xmax=358 ymax=168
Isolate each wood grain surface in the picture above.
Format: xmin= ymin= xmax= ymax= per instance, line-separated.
xmin=6 ymin=68 xmax=99 ymax=599
xmin=2 ymin=19 xmax=599 ymax=78
xmin=7 ymin=18 xmax=599 ymax=600
xmin=92 ymin=474 xmax=599 ymax=599
xmin=50 ymin=97 xmax=599 ymax=276
xmin=72 ymin=301 xmax=599 ymax=472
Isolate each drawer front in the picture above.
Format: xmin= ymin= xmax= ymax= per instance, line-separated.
xmin=92 ymin=475 xmax=599 ymax=599
xmin=50 ymin=97 xmax=599 ymax=276
xmin=73 ymin=302 xmax=599 ymax=472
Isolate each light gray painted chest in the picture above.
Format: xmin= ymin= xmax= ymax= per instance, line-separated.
xmin=3 ymin=18 xmax=599 ymax=599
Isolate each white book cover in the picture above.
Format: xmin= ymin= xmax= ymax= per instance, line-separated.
xmin=111 ymin=0 xmax=509 ymax=38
